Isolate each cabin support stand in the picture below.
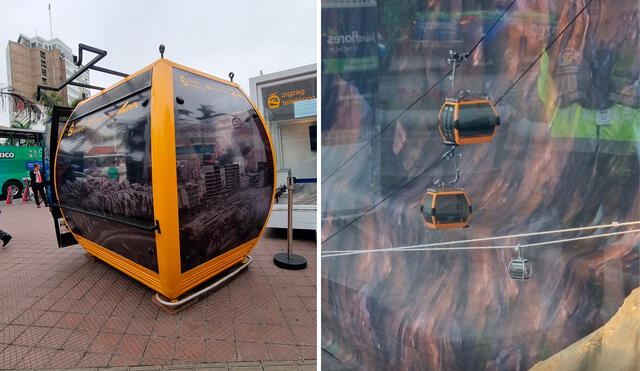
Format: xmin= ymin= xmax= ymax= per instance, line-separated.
xmin=274 ymin=177 xmax=307 ymax=270
xmin=152 ymin=256 xmax=254 ymax=314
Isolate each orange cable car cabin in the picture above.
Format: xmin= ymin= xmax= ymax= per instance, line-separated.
xmin=53 ymin=59 xmax=276 ymax=301
xmin=420 ymin=187 xmax=472 ymax=229
xmin=437 ymin=97 xmax=500 ymax=145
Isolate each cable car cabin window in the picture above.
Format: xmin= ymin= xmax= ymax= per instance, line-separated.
xmin=173 ymin=68 xmax=275 ymax=273
xmin=434 ymin=194 xmax=469 ymax=224
xmin=56 ymin=89 xmax=157 ymax=272
xmin=457 ymin=103 xmax=496 ymax=137
xmin=443 ymin=105 xmax=455 ymax=139
xmin=421 ymin=193 xmax=435 ymax=221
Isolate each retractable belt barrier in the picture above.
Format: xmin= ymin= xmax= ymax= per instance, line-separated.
xmin=273 ymin=176 xmax=308 ymax=270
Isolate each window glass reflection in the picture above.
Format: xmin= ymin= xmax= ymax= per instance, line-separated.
xmin=321 ymin=0 xmax=639 ymax=370
xmin=173 ymin=68 xmax=274 ymax=273
xmin=56 ymin=90 xmax=156 ymax=271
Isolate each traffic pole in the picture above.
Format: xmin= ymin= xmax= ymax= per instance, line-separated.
xmin=5 ymin=186 xmax=12 ymax=205
xmin=273 ymin=176 xmax=307 ymax=270
xmin=22 ymin=184 xmax=29 ymax=203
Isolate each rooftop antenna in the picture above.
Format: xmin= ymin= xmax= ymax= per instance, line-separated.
xmin=48 ymin=2 xmax=53 ymax=39
xmin=159 ymin=44 xmax=165 ymax=58
xmin=228 ymin=72 xmax=234 ymax=82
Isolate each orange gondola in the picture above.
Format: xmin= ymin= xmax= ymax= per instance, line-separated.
xmin=420 ymin=187 xmax=472 ymax=229
xmin=52 ymin=58 xmax=276 ymax=304
xmin=437 ymin=97 xmax=500 ymax=145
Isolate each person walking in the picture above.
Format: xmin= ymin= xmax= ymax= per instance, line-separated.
xmin=29 ymin=163 xmax=49 ymax=208
xmin=0 ymin=210 xmax=12 ymax=247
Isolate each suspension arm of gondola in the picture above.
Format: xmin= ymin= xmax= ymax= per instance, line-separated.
xmin=67 ymin=81 xmax=106 ymax=91
xmin=36 ymin=43 xmax=128 ymax=100
xmin=447 ymin=50 xmax=469 ymax=91
xmin=451 ymin=153 xmax=460 ymax=185
xmin=52 ymin=203 xmax=160 ymax=232
xmin=88 ymin=65 xmax=128 ymax=78
xmin=438 ymin=147 xmax=461 ymax=186
xmin=73 ymin=43 xmax=106 ymax=66
xmin=448 ymin=155 xmax=461 ymax=185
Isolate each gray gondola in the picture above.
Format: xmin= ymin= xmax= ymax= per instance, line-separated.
xmin=508 ymin=257 xmax=532 ymax=280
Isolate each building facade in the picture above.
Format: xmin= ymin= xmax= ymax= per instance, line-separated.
xmin=250 ymin=64 xmax=317 ymax=230
xmin=6 ymin=34 xmax=90 ymax=120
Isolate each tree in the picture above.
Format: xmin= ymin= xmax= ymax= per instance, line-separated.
xmin=0 ymin=85 xmax=43 ymax=121
xmin=37 ymin=91 xmax=84 ymax=119
xmin=69 ymin=96 xmax=84 ymax=109
xmin=37 ymin=91 xmax=65 ymax=118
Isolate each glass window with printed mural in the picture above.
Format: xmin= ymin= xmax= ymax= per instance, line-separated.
xmin=321 ymin=0 xmax=639 ymax=370
xmin=56 ymin=89 xmax=157 ymax=272
xmin=260 ymin=77 xmax=317 ymax=210
xmin=173 ymin=68 xmax=274 ymax=273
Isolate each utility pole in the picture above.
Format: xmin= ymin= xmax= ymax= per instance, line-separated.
xmin=48 ymin=3 xmax=53 ymax=39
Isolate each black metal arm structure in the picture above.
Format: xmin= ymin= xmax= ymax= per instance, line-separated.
xmin=40 ymin=43 xmax=129 ymax=248
xmin=36 ymin=43 xmax=129 ymax=100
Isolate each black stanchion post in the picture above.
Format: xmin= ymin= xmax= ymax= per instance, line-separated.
xmin=274 ymin=176 xmax=307 ymax=269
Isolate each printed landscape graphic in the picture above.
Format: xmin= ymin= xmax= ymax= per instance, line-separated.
xmin=173 ymin=69 xmax=275 ymax=273
xmin=56 ymin=90 xmax=158 ymax=272
xmin=320 ymin=0 xmax=639 ymax=370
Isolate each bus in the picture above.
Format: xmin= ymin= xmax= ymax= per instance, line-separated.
xmin=0 ymin=127 xmax=44 ymax=199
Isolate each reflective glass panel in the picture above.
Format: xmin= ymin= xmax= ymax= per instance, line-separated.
xmin=435 ymin=193 xmax=467 ymax=223
xmin=173 ymin=68 xmax=275 ymax=273
xmin=321 ymin=0 xmax=640 ymax=369
xmin=56 ymin=89 xmax=157 ymax=272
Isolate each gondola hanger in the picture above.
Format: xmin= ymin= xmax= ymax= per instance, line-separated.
xmin=447 ymin=50 xmax=469 ymax=92
xmin=420 ymin=145 xmax=472 ymax=230
xmin=437 ymin=50 xmax=500 ymax=146
xmin=508 ymin=245 xmax=533 ymax=280
xmin=434 ymin=147 xmax=461 ymax=187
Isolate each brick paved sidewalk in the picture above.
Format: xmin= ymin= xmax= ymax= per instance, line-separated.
xmin=0 ymin=203 xmax=317 ymax=369
xmin=31 ymin=359 xmax=317 ymax=370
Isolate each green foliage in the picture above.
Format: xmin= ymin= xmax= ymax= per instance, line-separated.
xmin=377 ymin=0 xmax=423 ymax=71
xmin=10 ymin=118 xmax=34 ymax=129
xmin=69 ymin=96 xmax=84 ymax=109
xmin=37 ymin=91 xmax=65 ymax=118
xmin=539 ymin=338 xmax=551 ymax=361
xmin=0 ymin=86 xmax=43 ymax=121
xmin=475 ymin=330 xmax=492 ymax=365
xmin=379 ymin=0 xmax=422 ymax=46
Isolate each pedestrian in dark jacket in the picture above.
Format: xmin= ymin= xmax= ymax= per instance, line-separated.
xmin=29 ymin=163 xmax=49 ymax=208
xmin=0 ymin=209 xmax=12 ymax=247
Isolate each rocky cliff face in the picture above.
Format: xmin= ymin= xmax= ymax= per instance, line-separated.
xmin=321 ymin=0 xmax=639 ymax=370
xmin=529 ymin=288 xmax=640 ymax=371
